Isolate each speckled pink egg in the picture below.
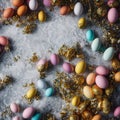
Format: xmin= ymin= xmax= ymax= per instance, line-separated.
xmin=95 ymin=75 xmax=108 ymax=89
xmin=37 ymin=59 xmax=47 ymax=66
xmin=12 ymin=116 xmax=20 ymax=120
xmin=43 ymin=0 xmax=51 ymax=7
xmin=50 ymin=53 xmax=59 ymax=65
xmin=118 ymin=53 xmax=120 ymax=60
xmin=108 ymin=8 xmax=118 ymax=23
xmin=10 ymin=103 xmax=19 ymax=113
xmin=63 ymin=62 xmax=74 ymax=73
xmin=96 ymin=66 xmax=109 ymax=76
xmin=114 ymin=106 xmax=120 ymax=117
xmin=0 ymin=36 xmax=9 ymax=46
xmin=22 ymin=107 xmax=35 ymax=119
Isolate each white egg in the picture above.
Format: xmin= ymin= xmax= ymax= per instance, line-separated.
xmin=74 ymin=2 xmax=83 ymax=16
xmin=91 ymin=38 xmax=101 ymax=51
xmin=29 ymin=0 xmax=38 ymax=10
xmin=37 ymin=80 xmax=47 ymax=89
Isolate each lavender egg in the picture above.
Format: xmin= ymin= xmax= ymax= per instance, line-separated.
xmin=43 ymin=0 xmax=51 ymax=7
xmin=108 ymin=8 xmax=118 ymax=23
xmin=50 ymin=53 xmax=59 ymax=65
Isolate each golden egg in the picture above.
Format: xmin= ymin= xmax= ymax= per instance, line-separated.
xmin=71 ymin=96 xmax=80 ymax=106
xmin=92 ymin=114 xmax=101 ymax=120
xmin=102 ymin=98 xmax=110 ymax=114
xmin=17 ymin=5 xmax=27 ymax=16
xmin=38 ymin=11 xmax=46 ymax=22
xmin=78 ymin=17 xmax=86 ymax=29
xmin=82 ymin=110 xmax=93 ymax=119
xmin=69 ymin=115 xmax=79 ymax=120
xmin=92 ymin=85 xmax=103 ymax=96
xmin=112 ymin=58 xmax=120 ymax=69
xmin=26 ymin=87 xmax=37 ymax=99
xmin=115 ymin=71 xmax=120 ymax=82
xmin=105 ymin=87 xmax=113 ymax=96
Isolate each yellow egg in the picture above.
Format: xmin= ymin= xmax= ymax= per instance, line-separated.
xmin=71 ymin=96 xmax=80 ymax=106
xmin=75 ymin=60 xmax=86 ymax=74
xmin=69 ymin=115 xmax=79 ymax=120
xmin=115 ymin=71 xmax=120 ymax=82
xmin=38 ymin=11 xmax=46 ymax=22
xmin=86 ymin=72 xmax=96 ymax=85
xmin=26 ymin=87 xmax=37 ymax=99
xmin=92 ymin=114 xmax=101 ymax=120
xmin=92 ymin=85 xmax=103 ymax=96
xmin=78 ymin=17 xmax=86 ymax=28
xmin=17 ymin=5 xmax=27 ymax=16
xmin=83 ymin=86 xmax=94 ymax=99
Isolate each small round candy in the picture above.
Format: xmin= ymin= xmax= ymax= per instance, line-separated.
xmin=95 ymin=75 xmax=108 ymax=89
xmin=96 ymin=66 xmax=109 ymax=76
xmin=12 ymin=116 xmax=20 ymax=120
xmin=63 ymin=62 xmax=74 ymax=73
xmin=37 ymin=79 xmax=47 ymax=89
xmin=45 ymin=87 xmax=54 ymax=97
xmin=114 ymin=106 xmax=120 ymax=117
xmin=50 ymin=53 xmax=59 ymax=65
xmin=10 ymin=103 xmax=19 ymax=113
xmin=86 ymin=72 xmax=96 ymax=85
xmin=0 ymin=36 xmax=9 ymax=46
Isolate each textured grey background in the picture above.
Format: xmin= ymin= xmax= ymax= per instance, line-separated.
xmin=0 ymin=0 xmax=116 ymax=120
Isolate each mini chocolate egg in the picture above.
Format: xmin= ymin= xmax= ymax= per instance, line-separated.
xmin=43 ymin=0 xmax=51 ymax=7
xmin=86 ymin=29 xmax=95 ymax=42
xmin=0 ymin=36 xmax=9 ymax=46
xmin=60 ymin=6 xmax=69 ymax=15
xmin=107 ymin=0 xmax=119 ymax=7
xmin=26 ymin=87 xmax=37 ymax=99
xmin=37 ymin=79 xmax=47 ymax=89
xmin=92 ymin=114 xmax=101 ymax=120
xmin=45 ymin=87 xmax=54 ymax=97
xmin=12 ymin=116 xmax=20 ymax=120
xmin=12 ymin=0 xmax=24 ymax=7
xmin=17 ymin=5 xmax=28 ymax=16
xmin=95 ymin=75 xmax=109 ymax=89
xmin=91 ymin=38 xmax=101 ymax=51
xmin=71 ymin=96 xmax=80 ymax=106
xmin=96 ymin=66 xmax=109 ymax=75
xmin=114 ymin=106 xmax=120 ymax=117
xmin=63 ymin=62 xmax=74 ymax=73
xmin=114 ymin=71 xmax=120 ymax=82
xmin=38 ymin=10 xmax=46 ymax=22
xmin=74 ymin=2 xmax=83 ymax=16
xmin=50 ymin=53 xmax=59 ymax=65
xmin=83 ymin=86 xmax=94 ymax=99
xmin=3 ymin=8 xmax=14 ymax=18
xmin=102 ymin=47 xmax=115 ymax=61
xmin=108 ymin=8 xmax=118 ymax=24
xmin=92 ymin=85 xmax=103 ymax=96
xmin=29 ymin=0 xmax=38 ymax=10
xmin=22 ymin=107 xmax=35 ymax=119
xmin=31 ymin=113 xmax=42 ymax=120
xmin=78 ymin=17 xmax=86 ymax=28
xmin=86 ymin=72 xmax=96 ymax=85
xmin=75 ymin=60 xmax=86 ymax=74
xmin=10 ymin=103 xmax=19 ymax=113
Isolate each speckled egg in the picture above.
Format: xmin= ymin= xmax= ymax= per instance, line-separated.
xmin=78 ymin=17 xmax=86 ymax=28
xmin=114 ymin=71 xmax=120 ymax=82
xmin=102 ymin=47 xmax=115 ymax=61
xmin=31 ymin=113 xmax=42 ymax=120
xmin=91 ymin=38 xmax=101 ymax=51
xmin=50 ymin=53 xmax=59 ymax=65
xmin=108 ymin=8 xmax=118 ymax=24
xmin=83 ymin=86 xmax=94 ymax=99
xmin=10 ymin=103 xmax=19 ymax=113
xmin=74 ymin=2 xmax=83 ymax=16
xmin=92 ymin=114 xmax=101 ymax=120
xmin=114 ymin=106 xmax=120 ymax=117
xmin=37 ymin=79 xmax=47 ymax=89
xmin=43 ymin=0 xmax=51 ymax=7
xmin=75 ymin=60 xmax=86 ymax=74
xmin=12 ymin=0 xmax=24 ymax=7
xmin=12 ymin=116 xmax=20 ymax=120
xmin=38 ymin=10 xmax=46 ymax=22
xmin=60 ymin=6 xmax=69 ymax=15
xmin=63 ymin=62 xmax=74 ymax=73
xmin=86 ymin=29 xmax=95 ymax=42
xmin=3 ymin=8 xmax=14 ymax=18
xmin=71 ymin=96 xmax=80 ymax=106
xmin=86 ymin=72 xmax=96 ymax=85
xmin=45 ymin=87 xmax=54 ymax=97
xmin=22 ymin=107 xmax=35 ymax=119
xmin=0 ymin=36 xmax=9 ymax=46
xmin=96 ymin=66 xmax=109 ymax=75
xmin=29 ymin=0 xmax=38 ymax=10
xmin=95 ymin=75 xmax=108 ymax=89
xmin=17 ymin=5 xmax=28 ymax=16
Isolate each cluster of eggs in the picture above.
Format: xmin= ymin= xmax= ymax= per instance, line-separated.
xmin=10 ymin=103 xmax=41 ymax=120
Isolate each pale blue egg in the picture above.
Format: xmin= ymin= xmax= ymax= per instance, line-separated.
xmin=91 ymin=38 xmax=101 ymax=51
xmin=86 ymin=29 xmax=95 ymax=42
xmin=45 ymin=87 xmax=54 ymax=97
xmin=37 ymin=80 xmax=47 ymax=89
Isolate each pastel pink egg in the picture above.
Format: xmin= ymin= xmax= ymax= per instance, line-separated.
xmin=0 ymin=36 xmax=9 ymax=46
xmin=37 ymin=59 xmax=47 ymax=66
xmin=50 ymin=53 xmax=59 ymax=65
xmin=95 ymin=75 xmax=109 ymax=89
xmin=10 ymin=103 xmax=19 ymax=113
xmin=114 ymin=106 xmax=120 ymax=117
xmin=108 ymin=8 xmax=118 ymax=23
xmin=12 ymin=116 xmax=20 ymax=120
xmin=43 ymin=0 xmax=51 ymax=7
xmin=63 ymin=62 xmax=74 ymax=73
xmin=96 ymin=66 xmax=109 ymax=75
xmin=22 ymin=107 xmax=35 ymax=119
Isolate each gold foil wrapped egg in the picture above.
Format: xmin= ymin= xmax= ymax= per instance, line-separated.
xmin=115 ymin=71 xmax=120 ymax=82
xmin=112 ymin=58 xmax=120 ymax=69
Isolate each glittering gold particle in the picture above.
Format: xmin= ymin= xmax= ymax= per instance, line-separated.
xmin=29 ymin=53 xmax=39 ymax=63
